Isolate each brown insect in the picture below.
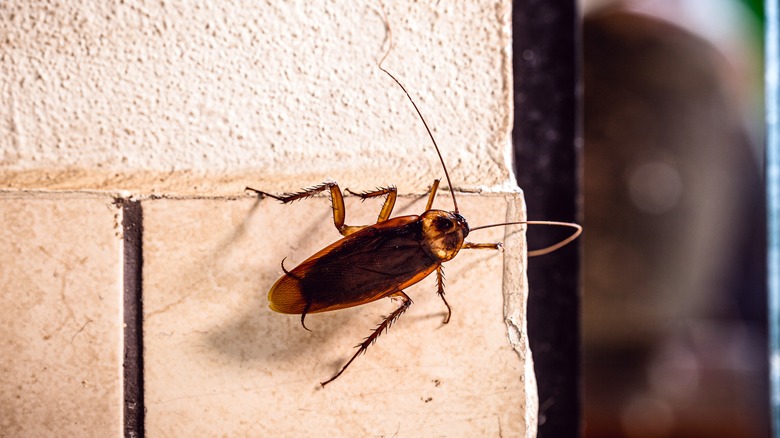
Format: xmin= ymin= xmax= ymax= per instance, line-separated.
xmin=247 ymin=17 xmax=581 ymax=387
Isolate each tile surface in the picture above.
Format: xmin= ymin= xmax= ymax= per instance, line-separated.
xmin=143 ymin=192 xmax=534 ymax=436
xmin=0 ymin=195 xmax=123 ymax=436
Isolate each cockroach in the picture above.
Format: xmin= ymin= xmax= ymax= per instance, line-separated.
xmin=246 ymin=16 xmax=581 ymax=387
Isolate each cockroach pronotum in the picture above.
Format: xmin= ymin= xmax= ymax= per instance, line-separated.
xmin=246 ymin=12 xmax=581 ymax=387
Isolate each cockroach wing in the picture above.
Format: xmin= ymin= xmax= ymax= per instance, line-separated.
xmin=268 ymin=215 xmax=439 ymax=314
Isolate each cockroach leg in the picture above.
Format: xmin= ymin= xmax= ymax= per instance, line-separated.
xmin=320 ymin=291 xmax=413 ymax=387
xmin=246 ymin=182 xmax=344 ymax=229
xmin=463 ymin=241 xmax=503 ymax=251
xmin=424 ymin=179 xmax=440 ymax=212
xmin=436 ymin=265 xmax=452 ymax=324
xmin=245 ymin=183 xmax=331 ymax=203
xmin=244 ymin=187 xmax=285 ymax=201
xmin=246 ymin=182 xmax=374 ymax=237
xmin=345 ymin=186 xmax=397 ymax=223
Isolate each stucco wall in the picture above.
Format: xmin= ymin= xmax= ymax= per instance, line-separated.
xmin=1 ymin=1 xmax=515 ymax=196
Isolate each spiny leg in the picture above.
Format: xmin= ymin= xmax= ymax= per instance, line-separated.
xmin=436 ymin=265 xmax=452 ymax=324
xmin=246 ymin=181 xmax=366 ymax=236
xmin=345 ymin=186 xmax=397 ymax=223
xmin=320 ymin=291 xmax=412 ymax=387
xmin=245 ymin=183 xmax=335 ymax=204
xmin=437 ymin=243 xmax=502 ymax=325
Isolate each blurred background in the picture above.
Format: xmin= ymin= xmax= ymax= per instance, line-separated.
xmin=579 ymin=0 xmax=768 ymax=436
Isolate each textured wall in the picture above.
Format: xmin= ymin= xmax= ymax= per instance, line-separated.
xmin=1 ymin=1 xmax=514 ymax=196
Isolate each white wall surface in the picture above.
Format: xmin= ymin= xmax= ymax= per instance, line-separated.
xmin=1 ymin=1 xmax=515 ymax=196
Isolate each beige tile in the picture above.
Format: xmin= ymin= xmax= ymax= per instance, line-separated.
xmin=143 ymin=192 xmax=535 ymax=436
xmin=0 ymin=195 xmax=123 ymax=436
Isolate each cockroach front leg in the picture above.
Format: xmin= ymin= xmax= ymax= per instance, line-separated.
xmin=436 ymin=266 xmax=452 ymax=324
xmin=463 ymin=242 xmax=503 ymax=251
xmin=246 ymin=181 xmax=365 ymax=236
xmin=432 ymin=243 xmax=500 ymax=324
xmin=320 ymin=291 xmax=412 ymax=387
xmin=434 ymin=244 xmax=501 ymax=325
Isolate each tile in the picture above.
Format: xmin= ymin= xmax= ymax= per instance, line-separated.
xmin=143 ymin=192 xmax=535 ymax=436
xmin=0 ymin=195 xmax=123 ymax=436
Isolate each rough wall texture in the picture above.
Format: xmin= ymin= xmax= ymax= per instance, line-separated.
xmin=1 ymin=1 xmax=514 ymax=196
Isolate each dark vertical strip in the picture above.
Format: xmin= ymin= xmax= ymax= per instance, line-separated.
xmin=121 ymin=199 xmax=144 ymax=438
xmin=512 ymin=1 xmax=581 ymax=437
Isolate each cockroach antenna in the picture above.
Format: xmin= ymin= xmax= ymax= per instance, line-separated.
xmin=372 ymin=4 xmax=581 ymax=257
xmin=374 ymin=4 xmax=460 ymax=214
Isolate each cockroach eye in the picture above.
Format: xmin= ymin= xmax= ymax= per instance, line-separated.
xmin=434 ymin=216 xmax=453 ymax=231
xmin=454 ymin=213 xmax=469 ymax=237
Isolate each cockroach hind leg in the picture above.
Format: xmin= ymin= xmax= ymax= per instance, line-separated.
xmin=320 ymin=291 xmax=412 ymax=387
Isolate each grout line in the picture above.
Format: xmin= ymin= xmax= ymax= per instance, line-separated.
xmin=121 ymin=199 xmax=144 ymax=438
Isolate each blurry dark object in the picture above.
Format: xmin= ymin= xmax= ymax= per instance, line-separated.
xmin=513 ymin=0 xmax=581 ymax=436
xmin=583 ymin=9 xmax=767 ymax=438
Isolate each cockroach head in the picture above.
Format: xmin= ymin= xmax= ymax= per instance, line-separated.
xmin=420 ymin=211 xmax=469 ymax=262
